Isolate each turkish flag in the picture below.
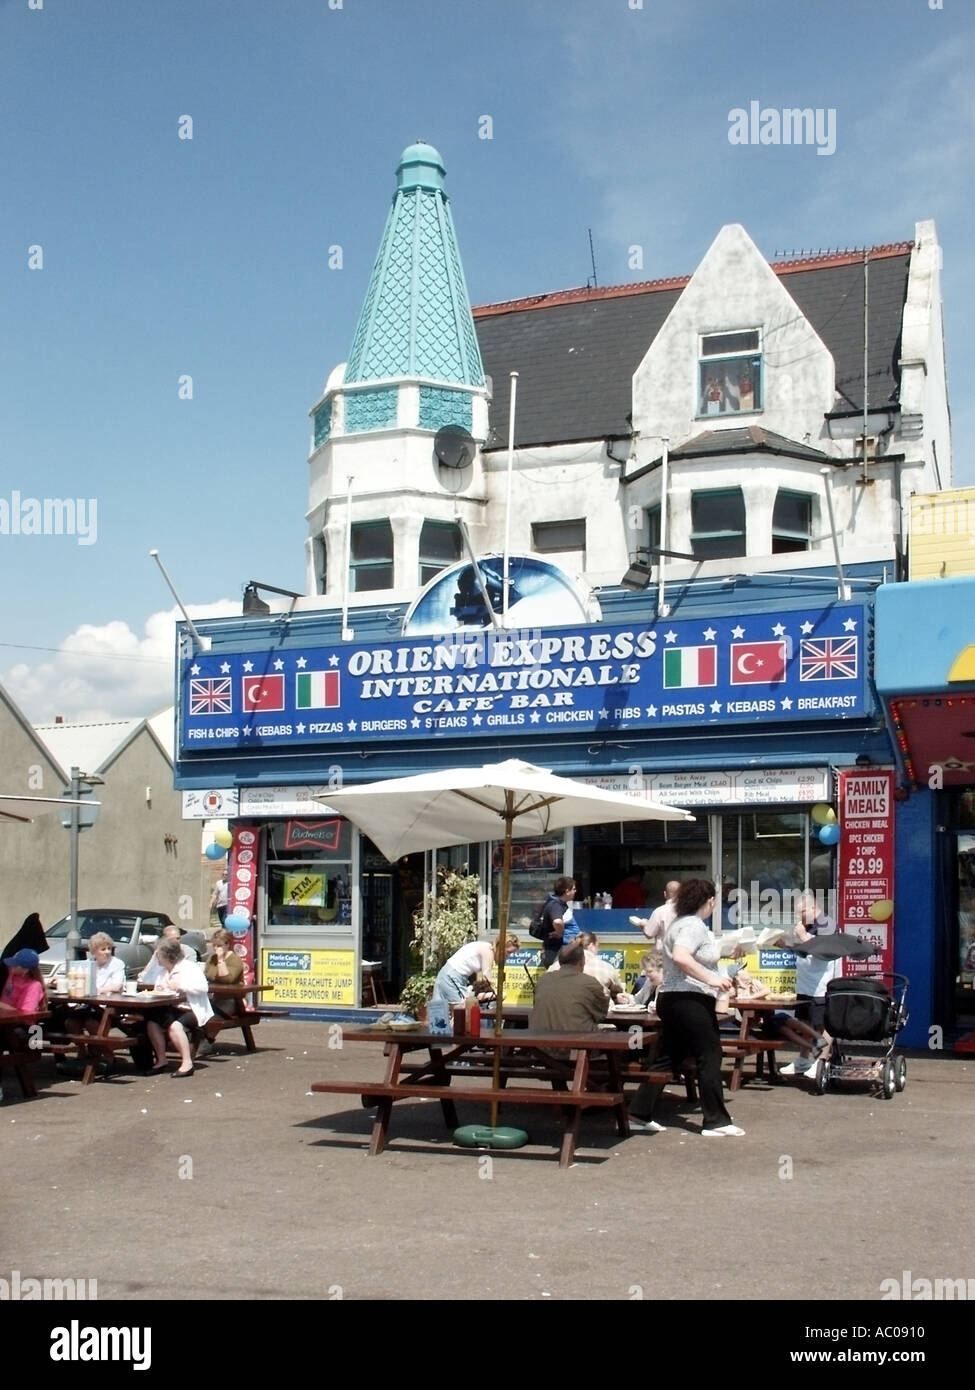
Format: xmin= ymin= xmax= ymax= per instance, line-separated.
xmin=242 ymin=674 xmax=285 ymax=711
xmin=730 ymin=640 xmax=788 ymax=684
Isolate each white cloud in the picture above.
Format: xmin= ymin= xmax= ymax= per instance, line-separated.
xmin=2 ymin=600 xmax=239 ymax=724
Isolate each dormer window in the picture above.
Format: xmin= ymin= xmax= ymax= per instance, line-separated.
xmin=698 ymin=330 xmax=762 ymax=416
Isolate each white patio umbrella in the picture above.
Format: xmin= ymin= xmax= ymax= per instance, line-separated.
xmin=0 ymin=794 xmax=100 ymax=825
xmin=323 ymin=758 xmax=693 ymax=1125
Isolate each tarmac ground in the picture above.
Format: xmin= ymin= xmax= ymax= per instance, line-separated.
xmin=3 ymin=1017 xmax=974 ymax=1350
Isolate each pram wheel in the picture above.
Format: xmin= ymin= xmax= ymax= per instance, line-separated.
xmin=894 ymin=1055 xmax=907 ymax=1092
xmin=814 ymin=1059 xmax=829 ymax=1094
xmin=882 ymin=1058 xmax=896 ymax=1099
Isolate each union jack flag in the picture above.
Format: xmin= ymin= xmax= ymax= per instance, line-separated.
xmin=189 ymin=677 xmax=233 ymax=715
xmin=799 ymin=636 xmax=858 ymax=681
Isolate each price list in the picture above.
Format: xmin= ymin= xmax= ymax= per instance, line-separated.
xmin=838 ymin=769 xmax=895 ymax=977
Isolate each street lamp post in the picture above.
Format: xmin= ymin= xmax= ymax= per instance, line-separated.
xmin=63 ymin=767 xmax=103 ymax=963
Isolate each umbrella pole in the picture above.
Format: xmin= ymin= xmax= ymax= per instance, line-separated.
xmin=489 ymin=795 xmax=514 ymax=1127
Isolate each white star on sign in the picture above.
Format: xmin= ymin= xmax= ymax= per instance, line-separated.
xmin=329 ymin=654 xmax=340 ymax=666
xmin=347 ymin=719 xmax=357 ymax=732
xmin=800 ymin=621 xmax=814 ymax=635
xmin=772 ymin=623 xmax=787 ymax=637
xmin=843 ymin=617 xmax=857 ymax=631
xmin=731 ymin=625 xmax=745 ymax=639
xmin=189 ymin=664 xmax=200 ymax=676
xmin=295 ymin=722 xmax=305 ymax=734
xmin=710 ymin=701 xmax=722 ymax=713
xmin=598 ymin=708 xmax=609 ymax=719
xmin=646 ymin=705 xmax=658 ymax=718
xmin=664 ymin=631 xmax=678 ymax=644
xmin=780 ymin=697 xmax=793 ymax=710
xmin=703 ymin=627 xmax=717 ymax=641
xmin=242 ymin=660 xmax=254 ymax=673
xmin=411 ymin=717 xmax=421 ymax=728
xmin=530 ymin=711 xmax=541 ymax=723
xmin=296 ymin=657 xmax=307 ymax=669
xmin=471 ymin=714 xmax=482 ymax=726
xmin=220 ymin=662 xmax=231 ymax=674
xmin=273 ymin=658 xmax=284 ymax=671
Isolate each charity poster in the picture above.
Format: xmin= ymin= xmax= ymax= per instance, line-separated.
xmin=262 ymin=948 xmax=356 ymax=1007
xmin=838 ymin=769 xmax=896 ymax=978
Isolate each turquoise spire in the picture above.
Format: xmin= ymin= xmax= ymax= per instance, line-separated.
xmin=344 ymin=142 xmax=485 ymax=387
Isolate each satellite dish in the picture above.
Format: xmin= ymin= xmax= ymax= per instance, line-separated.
xmin=434 ymin=425 xmax=476 ymax=471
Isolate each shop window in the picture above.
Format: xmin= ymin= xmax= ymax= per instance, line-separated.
xmin=719 ymin=811 xmax=814 ymax=929
xmin=350 ymin=520 xmax=393 ymax=592
xmin=698 ymin=329 xmax=762 ymax=416
xmin=690 ymin=488 xmax=746 ymax=559
xmin=265 ymin=818 xmax=353 ymax=930
xmin=419 ymin=520 xmax=462 ymax=586
xmin=773 ymin=490 xmax=812 ymax=553
xmin=490 ymin=835 xmax=564 ymax=934
xmin=531 ymin=519 xmax=586 ymax=558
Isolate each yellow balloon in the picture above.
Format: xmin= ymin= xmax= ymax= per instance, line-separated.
xmin=868 ymin=899 xmax=894 ymax=922
xmin=811 ymin=803 xmax=836 ymax=825
xmin=214 ymin=828 xmax=233 ymax=849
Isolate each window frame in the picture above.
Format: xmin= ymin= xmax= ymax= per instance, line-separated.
xmin=418 ymin=520 xmax=462 ymax=587
xmin=690 ymin=487 xmax=747 ymax=560
xmin=349 ymin=519 xmax=394 ymax=592
xmin=772 ymin=490 xmax=813 ymax=554
xmin=698 ymin=328 xmax=763 ymax=418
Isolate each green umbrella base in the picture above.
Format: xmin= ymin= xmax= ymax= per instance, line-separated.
xmin=453 ymin=1125 xmax=529 ymax=1150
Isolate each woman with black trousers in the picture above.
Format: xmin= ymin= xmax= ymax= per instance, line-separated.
xmin=656 ymin=878 xmax=744 ymax=1137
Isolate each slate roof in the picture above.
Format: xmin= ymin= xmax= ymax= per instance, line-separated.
xmin=473 ymin=245 xmax=912 ymax=451
xmin=666 ymin=426 xmax=829 ymax=463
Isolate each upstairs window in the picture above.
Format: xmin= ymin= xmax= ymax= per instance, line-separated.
xmin=313 ymin=535 xmax=328 ymax=595
xmin=531 ymin=519 xmax=586 ymax=558
xmin=698 ymin=329 xmax=762 ymax=416
xmin=419 ymin=520 xmax=462 ymax=586
xmin=350 ymin=520 xmax=393 ymax=591
xmin=772 ymin=491 xmax=812 ymax=553
xmin=645 ymin=504 xmax=662 ymax=555
xmin=691 ymin=488 xmax=746 ymax=559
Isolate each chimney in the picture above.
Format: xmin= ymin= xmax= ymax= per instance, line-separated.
xmin=55 ymin=715 xmax=64 ymax=724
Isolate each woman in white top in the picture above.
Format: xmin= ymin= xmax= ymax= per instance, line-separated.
xmin=431 ymin=935 xmax=521 ymax=1004
xmin=63 ymin=931 xmax=126 ymax=1041
xmin=144 ymin=938 xmax=213 ymax=1078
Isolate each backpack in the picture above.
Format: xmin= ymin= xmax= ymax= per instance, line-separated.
xmin=529 ymin=898 xmax=551 ymax=940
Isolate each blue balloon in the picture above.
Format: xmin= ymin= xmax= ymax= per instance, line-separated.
xmin=225 ymin=913 xmax=250 ymax=933
xmin=818 ymin=823 xmax=841 ymax=846
xmin=205 ymin=842 xmax=227 ymax=860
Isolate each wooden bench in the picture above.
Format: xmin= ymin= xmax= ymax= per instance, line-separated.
xmin=204 ymin=1008 xmax=287 ymax=1053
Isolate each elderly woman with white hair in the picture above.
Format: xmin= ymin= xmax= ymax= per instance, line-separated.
xmin=144 ymin=938 xmax=213 ymax=1078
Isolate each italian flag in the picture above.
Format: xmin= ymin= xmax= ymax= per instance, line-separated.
xmin=663 ymin=646 xmax=717 ymax=689
xmin=295 ymin=670 xmax=340 ymax=709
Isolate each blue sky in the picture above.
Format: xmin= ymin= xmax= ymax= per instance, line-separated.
xmin=1 ymin=0 xmax=972 ymax=723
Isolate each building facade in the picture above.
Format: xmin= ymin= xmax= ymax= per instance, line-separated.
xmin=174 ymin=143 xmax=952 ymax=1043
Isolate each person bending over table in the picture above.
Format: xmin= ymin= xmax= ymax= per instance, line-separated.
xmin=657 ymin=878 xmax=744 ymax=1138
xmin=431 ymin=934 xmax=521 ymax=1006
xmin=144 ymin=939 xmax=213 ymax=1078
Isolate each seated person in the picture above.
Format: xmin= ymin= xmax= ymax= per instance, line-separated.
xmin=143 ymin=939 xmax=213 ymax=1078
xmin=546 ymin=931 xmax=632 ymax=1004
xmin=431 ymin=934 xmax=521 ymax=1006
xmin=776 ymin=892 xmax=838 ymax=1077
xmin=631 ymin=949 xmax=664 ymax=1007
xmin=197 ymin=930 xmax=244 ymax=1054
xmin=62 ymin=931 xmax=126 ymax=1040
xmin=531 ymin=942 xmax=608 ymax=1036
xmin=0 ymin=948 xmax=46 ymax=1064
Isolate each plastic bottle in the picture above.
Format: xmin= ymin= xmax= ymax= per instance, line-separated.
xmin=603 ymin=893 xmax=612 ymax=910
xmin=464 ymin=995 xmax=481 ymax=1038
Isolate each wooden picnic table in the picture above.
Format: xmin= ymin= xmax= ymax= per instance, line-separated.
xmin=311 ymin=1027 xmax=643 ymax=1168
xmin=70 ymin=993 xmax=179 ymax=1084
xmin=206 ymin=982 xmax=279 ymax=1051
xmin=723 ymin=997 xmax=790 ymax=1090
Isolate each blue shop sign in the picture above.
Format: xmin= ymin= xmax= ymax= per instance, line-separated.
xmin=178 ymin=604 xmax=867 ymax=754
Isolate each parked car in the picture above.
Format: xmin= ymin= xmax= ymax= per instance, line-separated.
xmin=39 ymin=910 xmax=208 ymax=982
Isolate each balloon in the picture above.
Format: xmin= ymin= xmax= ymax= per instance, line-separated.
xmin=205 ymin=842 xmax=227 ymax=860
xmin=868 ymin=899 xmax=894 ymax=922
xmin=818 ymin=823 xmax=840 ymax=846
xmin=810 ymin=803 xmax=835 ymax=825
xmin=225 ymin=913 xmax=250 ymax=933
xmin=214 ymin=828 xmax=233 ymax=849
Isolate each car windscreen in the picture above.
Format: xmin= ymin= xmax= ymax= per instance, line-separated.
xmin=46 ymin=914 xmax=139 ymax=944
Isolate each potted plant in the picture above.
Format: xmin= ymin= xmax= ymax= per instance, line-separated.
xmin=398 ymin=971 xmax=438 ymax=1021
xmin=411 ymin=866 xmax=480 ymax=970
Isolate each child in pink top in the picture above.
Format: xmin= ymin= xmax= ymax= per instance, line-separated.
xmin=0 ymin=948 xmax=46 ymax=1013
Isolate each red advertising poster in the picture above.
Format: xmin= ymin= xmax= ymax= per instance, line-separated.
xmin=228 ymin=824 xmax=260 ymax=984
xmin=837 ymin=769 xmax=895 ymax=978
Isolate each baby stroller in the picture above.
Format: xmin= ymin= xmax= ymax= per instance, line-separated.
xmin=813 ymin=973 xmax=909 ymax=1098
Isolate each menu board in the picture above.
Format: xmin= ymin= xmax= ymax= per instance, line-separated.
xmin=838 ymin=769 xmax=895 ymax=977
